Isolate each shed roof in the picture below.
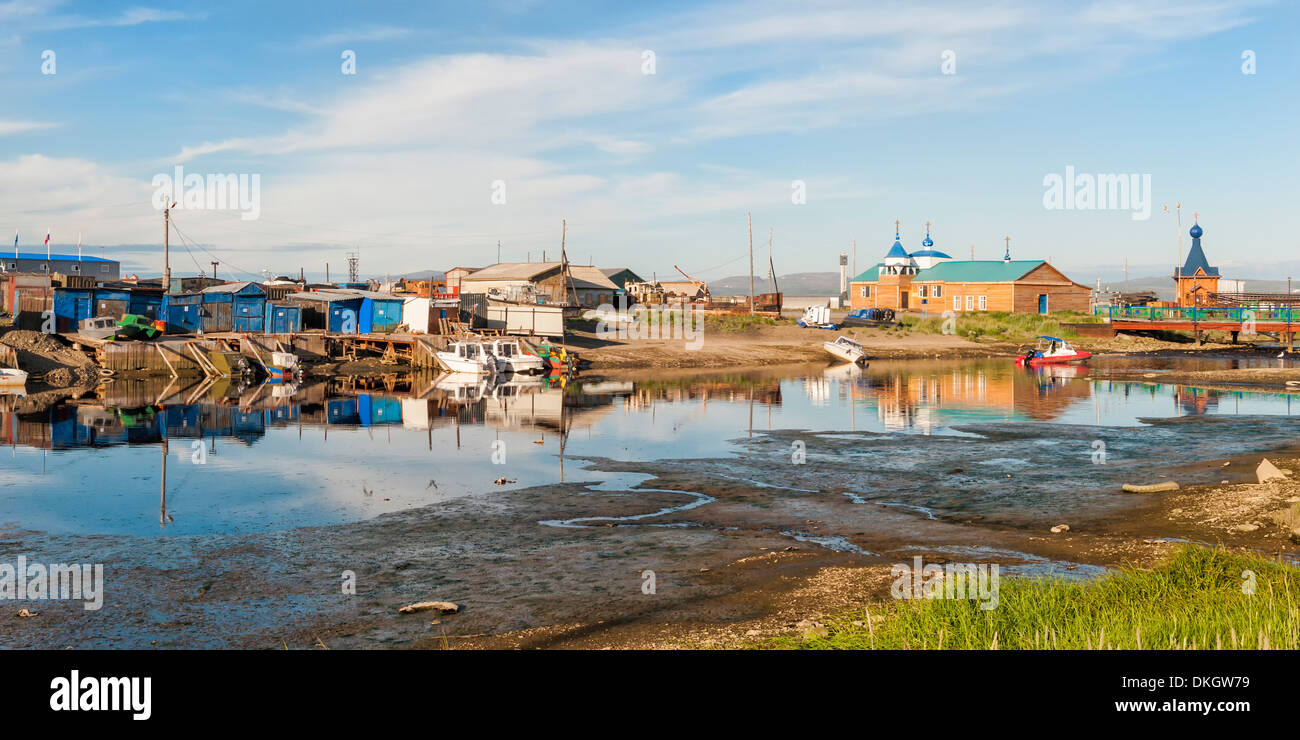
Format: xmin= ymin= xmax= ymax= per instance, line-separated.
xmin=201 ymin=281 xmax=265 ymax=294
xmin=460 ymin=262 xmax=563 ymax=281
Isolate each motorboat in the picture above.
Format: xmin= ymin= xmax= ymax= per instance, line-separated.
xmin=0 ymin=367 xmax=28 ymax=386
xmin=1016 ymin=335 xmax=1091 ymax=366
xmin=78 ymin=316 xmax=119 ymax=340
xmin=265 ymin=351 xmax=299 ymax=381
xmin=823 ymin=335 xmax=869 ymax=365
xmin=436 ymin=339 xmax=498 ymax=375
xmin=488 ymin=339 xmax=545 ymax=374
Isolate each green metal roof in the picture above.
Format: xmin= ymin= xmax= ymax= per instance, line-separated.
xmin=915 ymin=260 xmax=1044 ymax=282
xmin=851 ymin=260 xmax=1045 ymax=283
xmin=850 ymin=263 xmax=885 ymax=282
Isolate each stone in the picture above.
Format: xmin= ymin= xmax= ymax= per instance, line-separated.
xmin=1230 ymin=524 xmax=1259 ymax=533
xmin=1050 ymin=524 xmax=1070 ymax=533
xmin=1256 ymin=458 xmax=1287 ymax=484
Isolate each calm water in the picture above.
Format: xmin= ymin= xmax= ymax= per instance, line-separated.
xmin=3 ymin=357 xmax=1300 ymax=537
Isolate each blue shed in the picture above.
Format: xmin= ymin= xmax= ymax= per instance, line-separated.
xmin=331 ymin=289 xmax=404 ymax=333
xmin=128 ymin=290 xmax=164 ymax=321
xmin=162 ymin=293 xmax=205 ymax=334
xmin=287 ymin=291 xmax=363 ymax=333
xmin=264 ymin=302 xmax=302 ymax=334
xmin=52 ymin=287 xmax=96 ymax=333
xmin=201 ymin=282 xmax=267 ymax=333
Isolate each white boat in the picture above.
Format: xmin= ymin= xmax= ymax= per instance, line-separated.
xmin=0 ymin=367 xmax=29 ymax=386
xmin=488 ymin=339 xmax=545 ymax=374
xmin=78 ymin=316 xmax=118 ymax=340
xmin=435 ymin=340 xmax=498 ymax=375
xmin=823 ymin=335 xmax=868 ymax=365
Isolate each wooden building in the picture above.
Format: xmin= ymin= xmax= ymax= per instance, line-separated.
xmin=849 ymin=225 xmax=1090 ymax=314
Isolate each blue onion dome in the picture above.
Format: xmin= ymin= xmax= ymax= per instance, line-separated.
xmin=922 ymin=235 xmax=934 ymax=248
xmin=1189 ymin=223 xmax=1203 ymax=238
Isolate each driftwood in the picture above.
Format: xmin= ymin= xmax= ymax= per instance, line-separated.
xmin=398 ymin=601 xmax=459 ymax=615
xmin=1122 ymin=481 xmax=1180 ymax=493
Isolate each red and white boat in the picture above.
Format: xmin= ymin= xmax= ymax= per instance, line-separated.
xmin=1016 ymin=336 xmax=1091 ymax=366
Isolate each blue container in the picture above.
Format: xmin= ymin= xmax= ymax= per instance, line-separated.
xmin=264 ymin=303 xmax=302 ymax=334
xmin=163 ymin=293 xmax=204 ymax=334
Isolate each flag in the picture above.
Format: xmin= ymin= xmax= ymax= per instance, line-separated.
xmin=12 ymin=231 xmax=16 ymax=259
xmin=44 ymin=229 xmax=50 ymax=260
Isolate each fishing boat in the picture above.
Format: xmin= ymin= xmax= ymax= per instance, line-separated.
xmin=1016 ymin=336 xmax=1091 ymax=366
xmin=823 ymin=335 xmax=869 ymax=365
xmin=436 ymin=339 xmax=498 ymax=375
xmin=487 ymin=339 xmax=545 ymax=375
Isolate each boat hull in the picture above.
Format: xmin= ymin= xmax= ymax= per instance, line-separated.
xmin=1018 ymin=351 xmax=1092 ymax=366
xmin=0 ymin=368 xmax=28 ymax=386
xmin=823 ymin=342 xmax=868 ymax=365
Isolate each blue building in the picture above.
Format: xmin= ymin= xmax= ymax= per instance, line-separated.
xmin=263 ymin=302 xmax=302 ymax=334
xmin=200 ymin=282 xmax=267 ymax=333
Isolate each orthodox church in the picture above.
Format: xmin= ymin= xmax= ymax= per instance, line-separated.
xmin=848 ymin=222 xmax=1091 ymax=314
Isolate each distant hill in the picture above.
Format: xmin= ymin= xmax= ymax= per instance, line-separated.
xmin=393 ymin=269 xmax=447 ymax=281
xmin=709 ymin=271 xmax=841 ymax=296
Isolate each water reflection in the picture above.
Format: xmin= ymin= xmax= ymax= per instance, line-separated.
xmin=2 ymin=358 xmax=1298 ymax=537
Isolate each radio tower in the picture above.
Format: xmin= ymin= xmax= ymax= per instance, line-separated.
xmin=346 ymin=251 xmax=360 ymax=283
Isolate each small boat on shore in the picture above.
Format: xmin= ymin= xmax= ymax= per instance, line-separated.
xmin=823 ymin=335 xmax=869 ymax=365
xmin=78 ymin=316 xmax=119 ymax=340
xmin=0 ymin=367 xmax=29 ymax=386
xmin=1016 ymin=336 xmax=1091 ymax=366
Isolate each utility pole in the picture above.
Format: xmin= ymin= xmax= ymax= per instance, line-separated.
xmin=747 ymin=212 xmax=754 ymax=314
xmin=768 ymin=228 xmax=774 ymax=291
xmin=497 ymin=240 xmax=501 ymax=264
xmin=163 ymin=201 xmax=176 ymax=294
xmin=211 ymin=261 xmax=219 ymax=282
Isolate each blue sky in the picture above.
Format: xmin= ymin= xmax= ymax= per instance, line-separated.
xmin=0 ymin=0 xmax=1296 ymax=283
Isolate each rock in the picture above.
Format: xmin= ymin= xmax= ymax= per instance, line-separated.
xmin=16 ymin=609 xmax=37 ymax=618
xmin=1230 ymin=524 xmax=1259 ymax=533
xmin=745 ymin=629 xmax=762 ymax=637
xmin=493 ymin=478 xmax=517 ymax=485
xmin=1050 ymin=524 xmax=1070 ymax=533
xmin=1122 ymin=482 xmax=1180 ymax=493
xmin=1256 ymin=458 xmax=1287 ymax=484
xmin=398 ymin=601 xmax=459 ymax=615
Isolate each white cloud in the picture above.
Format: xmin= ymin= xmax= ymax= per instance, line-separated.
xmin=0 ymin=120 xmax=56 ymax=136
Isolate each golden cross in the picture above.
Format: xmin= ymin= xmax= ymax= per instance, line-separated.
xmin=894 ymin=219 xmax=900 ymax=234
xmin=925 ymin=220 xmax=931 ymax=234
xmin=1004 ymin=236 xmax=1010 ymax=248
xmin=1194 ymin=211 xmax=1199 ymax=222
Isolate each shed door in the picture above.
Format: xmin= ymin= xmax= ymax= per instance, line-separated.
xmin=97 ymin=299 xmax=127 ymax=319
xmin=1038 ymin=294 xmax=1048 ymax=314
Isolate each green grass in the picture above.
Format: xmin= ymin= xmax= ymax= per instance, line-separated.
xmin=763 ymin=546 xmax=1300 ymax=650
xmin=705 ymin=313 xmax=789 ymax=332
xmin=890 ymin=310 xmax=1102 ymax=342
